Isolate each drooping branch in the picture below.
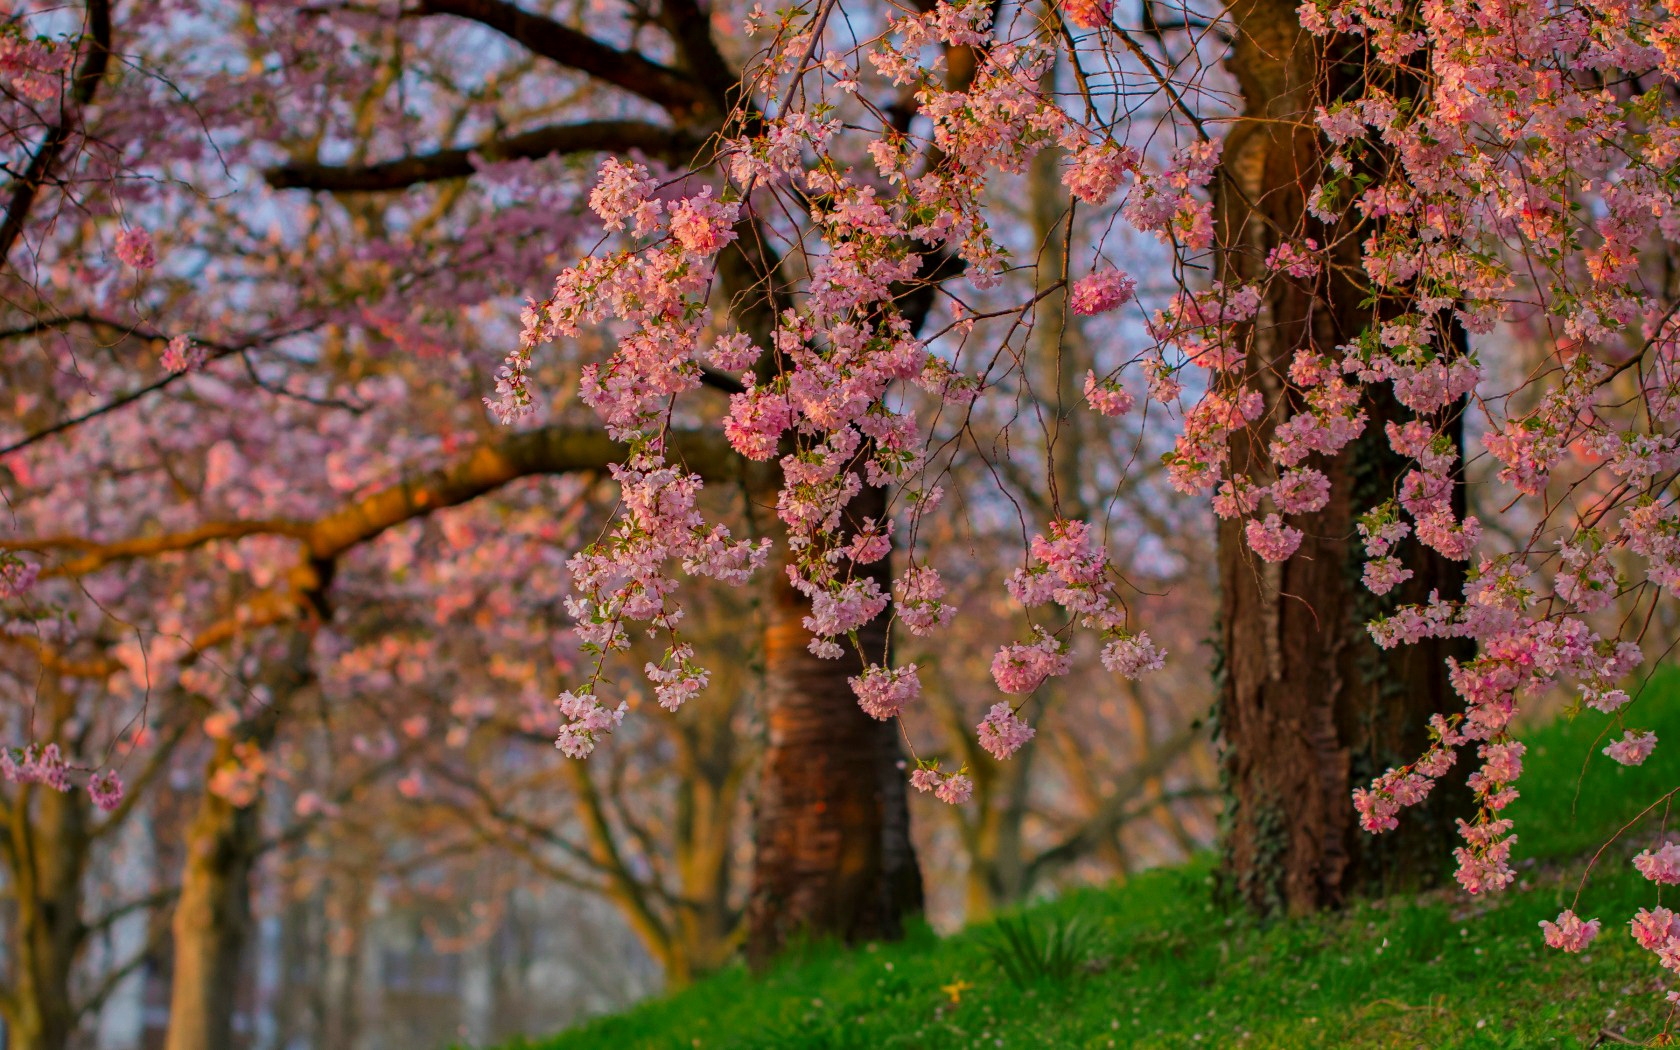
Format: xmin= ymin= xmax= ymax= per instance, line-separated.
xmin=412 ymin=0 xmax=711 ymax=117
xmin=264 ymin=120 xmax=705 ymax=193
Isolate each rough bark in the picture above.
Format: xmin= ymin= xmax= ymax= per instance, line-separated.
xmin=745 ymin=482 xmax=923 ymax=965
xmin=1214 ymin=0 xmax=1470 ymax=914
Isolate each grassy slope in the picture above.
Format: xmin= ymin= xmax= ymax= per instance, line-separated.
xmin=514 ymin=671 xmax=1680 ymax=1050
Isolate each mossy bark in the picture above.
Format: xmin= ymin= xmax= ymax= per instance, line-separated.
xmin=1214 ymin=0 xmax=1471 ymax=914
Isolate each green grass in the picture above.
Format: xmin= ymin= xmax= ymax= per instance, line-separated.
xmin=507 ymin=671 xmax=1680 ymax=1050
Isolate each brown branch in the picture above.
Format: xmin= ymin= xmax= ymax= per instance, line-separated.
xmin=0 ymin=322 xmax=316 ymax=458
xmin=264 ymin=120 xmax=704 ymax=193
xmin=6 ymin=425 xmax=750 ymax=578
xmin=1022 ymin=722 xmax=1204 ymax=887
xmin=412 ymin=0 xmax=710 ymax=117
xmin=0 ymin=583 xmax=308 ymax=679
xmin=299 ymin=424 xmax=745 ymax=560
xmin=0 ymin=0 xmax=111 ymax=269
xmin=72 ymin=909 xmax=171 ymax=1021
xmin=8 ymin=521 xmax=307 ymax=578
xmin=658 ymin=0 xmax=743 ymax=116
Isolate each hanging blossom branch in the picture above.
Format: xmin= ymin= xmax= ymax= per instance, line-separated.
xmin=501 ymin=0 xmax=1680 ymax=995
xmin=500 ymin=1 xmax=1180 ymax=800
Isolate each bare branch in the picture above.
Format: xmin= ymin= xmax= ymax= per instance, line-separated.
xmin=412 ymin=0 xmax=710 ymax=117
xmin=265 ymin=120 xmax=704 ymax=193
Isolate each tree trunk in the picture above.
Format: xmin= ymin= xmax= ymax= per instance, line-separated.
xmin=6 ymin=782 xmax=87 ymax=1050
xmin=163 ymin=736 xmax=262 ymax=1050
xmin=745 ymin=481 xmax=923 ymax=964
xmin=1213 ymin=0 xmax=1470 ymax=914
xmin=165 ymin=638 xmax=301 ymax=1050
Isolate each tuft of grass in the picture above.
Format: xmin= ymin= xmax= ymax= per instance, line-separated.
xmin=981 ymin=913 xmax=1102 ymax=988
xmin=501 ymin=670 xmax=1680 ymax=1050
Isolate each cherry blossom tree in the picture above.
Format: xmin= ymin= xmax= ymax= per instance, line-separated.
xmin=491 ymin=0 xmax=1680 ymax=988
xmin=12 ymin=0 xmax=1680 ymax=1018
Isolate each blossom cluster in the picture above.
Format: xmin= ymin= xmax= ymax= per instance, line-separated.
xmin=1 ymin=743 xmax=124 ymax=811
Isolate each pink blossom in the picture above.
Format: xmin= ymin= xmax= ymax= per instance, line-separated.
xmin=909 ymin=763 xmax=973 ymax=805
xmin=1414 ymin=508 xmax=1481 ymax=561
xmin=1477 ymin=740 xmax=1525 ymax=784
xmin=850 ymin=664 xmax=922 ymax=720
xmin=162 ymin=335 xmax=206 ymax=374
xmin=894 ymin=567 xmax=954 ymax=635
xmin=114 ymin=227 xmax=156 ymax=270
xmin=668 ymin=189 xmax=739 ymax=257
xmin=1631 ymin=907 xmax=1680 ymax=950
xmin=645 ymin=644 xmax=710 ymax=711
xmin=934 ymin=772 xmax=974 ymax=805
xmin=1603 ymin=730 xmax=1657 ymax=766
xmin=589 ymin=157 xmax=660 ymax=233
xmin=724 ymin=388 xmax=793 ymax=460
xmin=1245 ymin=513 xmax=1303 ymax=562
xmin=977 ymin=702 xmax=1036 ymax=759
xmin=1265 ymin=239 xmax=1320 ymax=279
xmin=1634 ymin=842 xmax=1680 ymax=885
xmin=2 ymin=743 xmax=70 ymax=792
xmin=1083 ymin=370 xmax=1134 ymax=416
xmin=709 ymin=332 xmax=761 ymax=371
xmin=554 ymin=691 xmax=628 ymax=759
xmin=1070 ymin=269 xmax=1136 ymax=315
xmin=1213 ymin=478 xmax=1263 ymax=519
xmin=1584 ymin=687 xmax=1631 ymax=714
xmin=87 ymin=771 xmax=124 ymax=812
xmin=1540 ymin=909 xmax=1601 ymax=952
xmin=1063 ymin=143 xmax=1137 ymax=204
xmin=1101 ymin=632 xmax=1165 ymax=678
xmin=1362 ymin=556 xmax=1413 ymax=596
xmin=991 ymin=631 xmax=1071 ymax=694
xmin=1270 ymin=467 xmax=1331 ymax=514
xmin=1060 ymin=0 xmax=1114 ymax=29
xmin=805 ymin=578 xmax=889 ymax=645
xmin=1453 ymin=821 xmax=1517 ymax=895
xmin=0 ymin=556 xmax=39 ymax=600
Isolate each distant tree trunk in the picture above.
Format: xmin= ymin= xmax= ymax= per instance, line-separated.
xmin=670 ymin=708 xmax=749 ymax=978
xmin=745 ymin=481 xmax=923 ymax=964
xmin=960 ymin=738 xmax=1038 ymax=919
xmin=165 ymin=637 xmax=302 ymax=1050
xmin=6 ymin=781 xmax=87 ymax=1050
xmin=1214 ymin=0 xmax=1470 ymax=914
xmin=163 ymin=740 xmax=261 ymax=1050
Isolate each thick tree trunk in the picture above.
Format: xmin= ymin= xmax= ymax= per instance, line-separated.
xmin=163 ymin=736 xmax=262 ymax=1050
xmin=745 ymin=482 xmax=923 ymax=964
xmin=1214 ymin=0 xmax=1470 ymax=914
